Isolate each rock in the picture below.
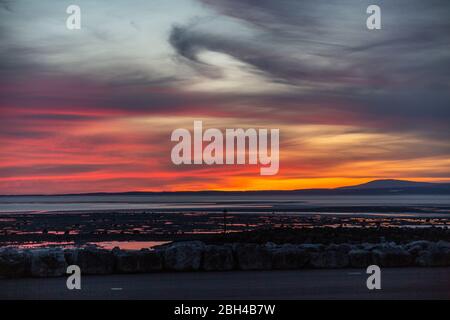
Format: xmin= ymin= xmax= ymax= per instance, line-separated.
xmin=310 ymin=250 xmax=349 ymax=268
xmin=270 ymin=245 xmax=309 ymax=269
xmin=137 ymin=249 xmax=163 ymax=272
xmin=202 ymin=245 xmax=234 ymax=271
xmin=114 ymin=250 xmax=139 ymax=273
xmin=235 ymin=244 xmax=272 ymax=270
xmin=76 ymin=247 xmax=115 ymax=274
xmin=298 ymin=244 xmax=324 ymax=252
xmin=436 ymin=241 xmax=450 ymax=250
xmin=3 ymin=240 xmax=448 ymax=278
xmin=265 ymin=242 xmax=278 ymax=250
xmin=0 ymin=248 xmax=29 ymax=278
xmin=407 ymin=245 xmax=425 ymax=257
xmin=326 ymin=243 xmax=354 ymax=253
xmin=359 ymin=243 xmax=380 ymax=251
xmin=405 ymin=241 xmax=433 ymax=256
xmin=64 ymin=249 xmax=79 ymax=266
xmin=405 ymin=240 xmax=432 ymax=251
xmin=416 ymin=248 xmax=450 ymax=267
xmin=348 ymin=249 xmax=373 ymax=267
xmin=164 ymin=241 xmax=205 ymax=271
xmin=372 ymin=247 xmax=412 ymax=267
xmin=30 ymin=249 xmax=67 ymax=277
xmin=367 ymin=242 xmax=398 ymax=251
xmin=115 ymin=249 xmax=163 ymax=273
xmin=385 ymin=241 xmax=397 ymax=248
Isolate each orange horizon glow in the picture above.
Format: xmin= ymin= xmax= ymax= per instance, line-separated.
xmin=1 ymin=108 xmax=449 ymax=195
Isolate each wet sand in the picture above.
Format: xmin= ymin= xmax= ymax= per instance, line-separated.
xmin=1 ymin=209 xmax=449 ymax=248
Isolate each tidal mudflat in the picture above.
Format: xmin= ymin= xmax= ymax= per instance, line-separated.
xmin=1 ymin=208 xmax=449 ymax=249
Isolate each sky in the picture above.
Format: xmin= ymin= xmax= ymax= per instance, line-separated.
xmin=0 ymin=0 xmax=449 ymax=194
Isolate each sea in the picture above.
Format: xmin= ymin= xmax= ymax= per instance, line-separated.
xmin=0 ymin=194 xmax=449 ymax=215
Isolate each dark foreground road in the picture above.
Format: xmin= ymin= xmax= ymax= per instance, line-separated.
xmin=1 ymin=268 xmax=449 ymax=300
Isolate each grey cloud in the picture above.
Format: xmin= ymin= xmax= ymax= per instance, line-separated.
xmin=166 ymin=0 xmax=450 ymax=140
xmin=177 ymin=0 xmax=450 ymax=87
xmin=1 ymin=0 xmax=449 ymax=151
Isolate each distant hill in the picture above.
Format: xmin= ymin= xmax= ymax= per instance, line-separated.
xmin=302 ymin=179 xmax=450 ymax=195
xmin=337 ymin=179 xmax=436 ymax=190
xmin=1 ymin=179 xmax=450 ymax=196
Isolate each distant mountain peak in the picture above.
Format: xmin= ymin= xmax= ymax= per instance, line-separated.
xmin=337 ymin=179 xmax=435 ymax=190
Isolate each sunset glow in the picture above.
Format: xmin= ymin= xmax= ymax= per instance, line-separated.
xmin=1 ymin=0 xmax=449 ymax=194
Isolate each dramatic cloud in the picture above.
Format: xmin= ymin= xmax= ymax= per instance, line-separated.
xmin=0 ymin=0 xmax=449 ymax=194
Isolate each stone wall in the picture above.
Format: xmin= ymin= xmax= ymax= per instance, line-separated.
xmin=1 ymin=240 xmax=449 ymax=278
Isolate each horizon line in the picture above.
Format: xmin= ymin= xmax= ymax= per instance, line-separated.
xmin=0 ymin=179 xmax=446 ymax=197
